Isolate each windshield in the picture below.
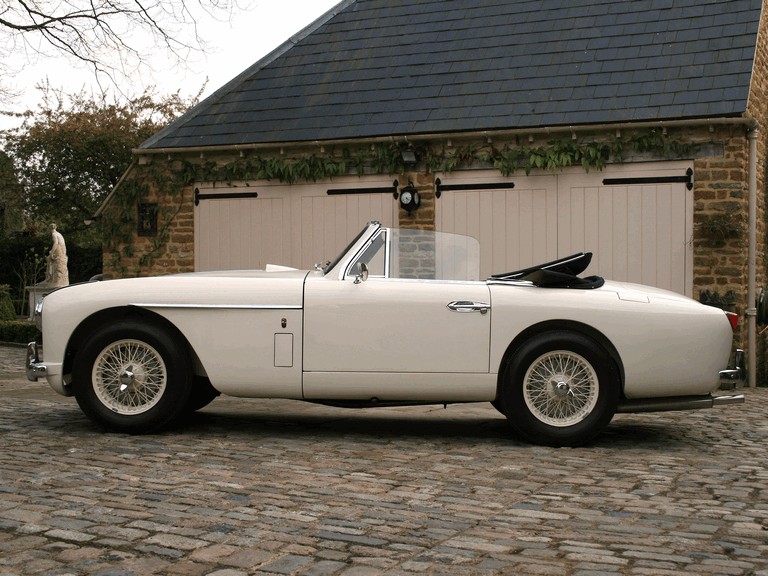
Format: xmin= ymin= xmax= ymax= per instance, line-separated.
xmin=347 ymin=228 xmax=480 ymax=281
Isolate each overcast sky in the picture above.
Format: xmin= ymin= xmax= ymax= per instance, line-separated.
xmin=3 ymin=0 xmax=340 ymax=127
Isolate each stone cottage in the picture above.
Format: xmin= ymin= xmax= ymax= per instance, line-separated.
xmin=97 ymin=0 xmax=767 ymax=384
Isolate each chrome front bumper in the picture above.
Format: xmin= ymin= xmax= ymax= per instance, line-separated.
xmin=26 ymin=341 xmax=47 ymax=382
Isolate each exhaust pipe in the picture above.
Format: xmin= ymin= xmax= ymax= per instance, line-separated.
xmin=617 ymin=393 xmax=745 ymax=414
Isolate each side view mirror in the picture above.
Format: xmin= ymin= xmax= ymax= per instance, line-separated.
xmin=354 ymin=262 xmax=369 ymax=284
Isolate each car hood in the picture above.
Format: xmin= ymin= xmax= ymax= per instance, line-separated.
xmin=46 ymin=268 xmax=313 ymax=311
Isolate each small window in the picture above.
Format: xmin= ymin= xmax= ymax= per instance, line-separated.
xmin=347 ymin=230 xmax=387 ymax=278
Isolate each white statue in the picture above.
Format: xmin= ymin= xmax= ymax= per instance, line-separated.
xmin=44 ymin=223 xmax=69 ymax=287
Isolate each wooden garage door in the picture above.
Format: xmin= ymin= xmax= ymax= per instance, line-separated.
xmin=436 ymin=162 xmax=693 ymax=295
xmin=195 ymin=177 xmax=399 ymax=271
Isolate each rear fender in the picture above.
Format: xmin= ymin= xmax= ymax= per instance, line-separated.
xmin=495 ymin=319 xmax=625 ymax=401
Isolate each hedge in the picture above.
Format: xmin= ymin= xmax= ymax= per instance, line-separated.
xmin=0 ymin=321 xmax=40 ymax=344
xmin=0 ymin=285 xmax=14 ymax=321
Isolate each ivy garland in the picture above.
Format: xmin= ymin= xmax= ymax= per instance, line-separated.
xmin=106 ymin=129 xmax=690 ymax=274
xmin=181 ymin=129 xmax=689 ymax=185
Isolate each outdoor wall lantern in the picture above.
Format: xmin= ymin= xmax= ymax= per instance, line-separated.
xmin=138 ymin=203 xmax=158 ymax=237
xmin=401 ymin=147 xmax=417 ymax=166
xmin=399 ymin=180 xmax=420 ymax=214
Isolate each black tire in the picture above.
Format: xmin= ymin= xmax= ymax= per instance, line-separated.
xmin=185 ymin=377 xmax=220 ymax=413
xmin=72 ymin=320 xmax=193 ymax=434
xmin=500 ymin=331 xmax=620 ymax=447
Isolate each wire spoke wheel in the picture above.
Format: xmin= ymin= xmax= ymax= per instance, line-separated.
xmin=501 ymin=331 xmax=619 ymax=446
xmin=92 ymin=339 xmax=167 ymax=415
xmin=523 ymin=350 xmax=599 ymax=427
xmin=74 ymin=321 xmax=193 ymax=433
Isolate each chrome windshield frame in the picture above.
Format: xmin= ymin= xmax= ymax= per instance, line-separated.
xmin=342 ymin=227 xmax=390 ymax=280
xmin=323 ymin=221 xmax=382 ymax=280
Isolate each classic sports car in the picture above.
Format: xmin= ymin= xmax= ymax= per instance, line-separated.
xmin=27 ymin=221 xmax=744 ymax=446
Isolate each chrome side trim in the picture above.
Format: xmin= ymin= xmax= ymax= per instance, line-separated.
xmin=487 ymin=279 xmax=534 ymax=287
xmin=26 ymin=341 xmax=47 ymax=382
xmin=617 ymin=393 xmax=745 ymax=413
xmin=131 ymin=303 xmax=302 ymax=310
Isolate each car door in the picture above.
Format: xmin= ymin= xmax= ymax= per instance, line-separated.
xmin=302 ymin=227 xmax=494 ymax=401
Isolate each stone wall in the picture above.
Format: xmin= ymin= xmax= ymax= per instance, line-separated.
xmin=101 ymin=163 xmax=195 ymax=280
xmin=688 ymin=127 xmax=753 ymax=354
xmin=746 ymin=5 xmax=768 ymax=380
xmin=691 ymin=127 xmax=750 ymax=294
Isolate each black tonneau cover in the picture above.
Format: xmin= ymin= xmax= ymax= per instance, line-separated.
xmin=489 ymin=252 xmax=605 ymax=289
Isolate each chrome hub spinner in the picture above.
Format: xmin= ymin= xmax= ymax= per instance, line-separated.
xmin=118 ymin=365 xmax=136 ymax=392
xmin=553 ymin=379 xmax=572 ymax=397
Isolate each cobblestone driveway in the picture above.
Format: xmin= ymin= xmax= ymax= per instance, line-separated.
xmin=1 ymin=344 xmax=767 ymax=575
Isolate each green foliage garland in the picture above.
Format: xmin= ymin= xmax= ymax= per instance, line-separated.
xmin=169 ymin=129 xmax=689 ymax=187
xmin=489 ymin=140 xmax=612 ymax=176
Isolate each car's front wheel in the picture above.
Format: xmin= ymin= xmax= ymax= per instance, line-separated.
xmin=72 ymin=321 xmax=193 ymax=433
xmin=185 ymin=377 xmax=220 ymax=413
xmin=500 ymin=331 xmax=620 ymax=446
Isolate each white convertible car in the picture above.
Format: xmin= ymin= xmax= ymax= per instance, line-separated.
xmin=27 ymin=221 xmax=744 ymax=446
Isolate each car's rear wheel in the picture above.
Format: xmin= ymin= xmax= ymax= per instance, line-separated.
xmin=501 ymin=331 xmax=619 ymax=446
xmin=72 ymin=321 xmax=193 ymax=433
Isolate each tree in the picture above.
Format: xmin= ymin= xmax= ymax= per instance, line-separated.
xmin=2 ymin=84 xmax=198 ymax=245
xmin=0 ymin=149 xmax=23 ymax=236
xmin=0 ymin=0 xmax=240 ymax=104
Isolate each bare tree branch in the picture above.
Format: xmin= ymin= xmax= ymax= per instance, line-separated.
xmin=0 ymin=0 xmax=242 ymax=105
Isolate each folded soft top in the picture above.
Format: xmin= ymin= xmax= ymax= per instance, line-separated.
xmin=489 ymin=252 xmax=605 ymax=289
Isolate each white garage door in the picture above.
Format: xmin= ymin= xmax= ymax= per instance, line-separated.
xmin=436 ymin=162 xmax=693 ymax=295
xmin=195 ymin=176 xmax=399 ymax=271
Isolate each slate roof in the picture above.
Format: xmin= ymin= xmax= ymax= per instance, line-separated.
xmin=141 ymin=0 xmax=762 ymax=150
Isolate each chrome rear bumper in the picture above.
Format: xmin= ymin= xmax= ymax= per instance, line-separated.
xmin=26 ymin=341 xmax=47 ymax=382
xmin=719 ymin=348 xmax=744 ymax=386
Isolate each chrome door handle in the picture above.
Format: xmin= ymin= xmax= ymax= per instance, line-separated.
xmin=447 ymin=301 xmax=490 ymax=315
